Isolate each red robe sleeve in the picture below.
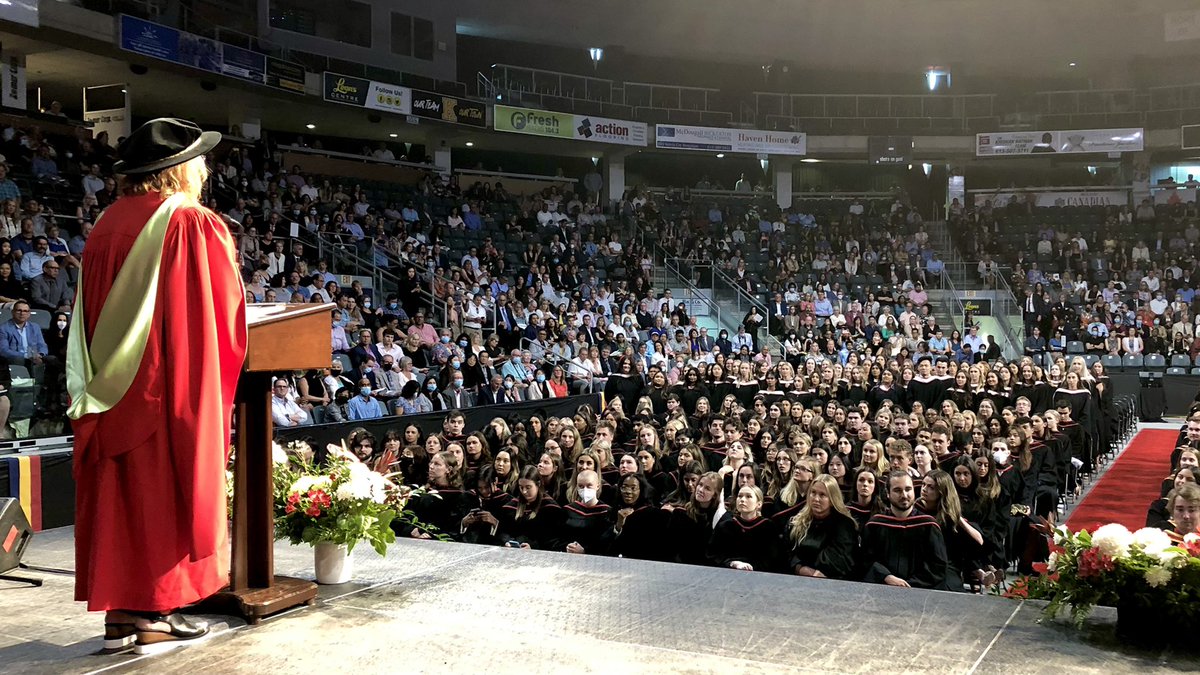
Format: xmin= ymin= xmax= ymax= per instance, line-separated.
xmin=159 ymin=206 xmax=247 ymax=561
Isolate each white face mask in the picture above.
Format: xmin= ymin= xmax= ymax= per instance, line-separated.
xmin=56 ymin=320 xmax=67 ymax=330
xmin=993 ymin=449 xmax=1011 ymax=465
xmin=577 ymin=487 xmax=597 ymax=504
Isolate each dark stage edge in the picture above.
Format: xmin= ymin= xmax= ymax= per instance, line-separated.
xmin=0 ymin=528 xmax=1194 ymax=675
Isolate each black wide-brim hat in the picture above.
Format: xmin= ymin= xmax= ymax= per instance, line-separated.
xmin=112 ymin=117 xmax=221 ymax=176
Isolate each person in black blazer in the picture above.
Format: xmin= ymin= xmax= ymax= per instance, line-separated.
xmin=1021 ymin=288 xmax=1046 ymax=337
xmin=478 ymin=375 xmax=506 ymax=406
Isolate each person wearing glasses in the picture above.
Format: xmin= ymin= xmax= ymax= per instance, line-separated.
xmin=30 ymin=259 xmax=71 ymax=311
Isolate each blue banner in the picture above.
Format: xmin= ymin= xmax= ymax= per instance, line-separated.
xmin=117 ymin=15 xmax=304 ymax=94
xmin=221 ymin=44 xmax=265 ymax=84
xmin=119 ymin=14 xmax=180 ymax=63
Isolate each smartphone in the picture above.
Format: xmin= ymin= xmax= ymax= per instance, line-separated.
xmin=505 ymin=540 xmax=522 ymax=548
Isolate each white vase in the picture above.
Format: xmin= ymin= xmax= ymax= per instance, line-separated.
xmin=313 ymin=542 xmax=353 ymax=584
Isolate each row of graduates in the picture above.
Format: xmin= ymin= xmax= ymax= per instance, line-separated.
xmin=398 ymin=437 xmax=1052 ymax=588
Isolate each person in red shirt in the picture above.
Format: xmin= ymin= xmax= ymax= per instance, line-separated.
xmin=68 ymin=118 xmax=247 ymax=655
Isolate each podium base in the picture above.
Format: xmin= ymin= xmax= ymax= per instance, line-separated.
xmin=189 ymin=576 xmax=318 ymax=625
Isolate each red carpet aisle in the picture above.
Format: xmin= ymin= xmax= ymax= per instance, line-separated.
xmin=1065 ymin=429 xmax=1178 ymax=534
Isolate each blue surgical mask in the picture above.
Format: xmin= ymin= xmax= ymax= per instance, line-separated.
xmin=459 ymin=339 xmax=468 ymax=347
xmin=536 ymin=373 xmax=546 ymax=383
xmin=362 ymin=366 xmax=372 ymax=373
xmin=504 ymin=381 xmax=513 ymax=390
xmin=427 ymin=382 xmax=438 ymax=391
xmin=441 ymin=336 xmax=451 ymax=343
xmin=389 ymin=302 xmax=398 ymax=309
xmin=359 ymin=386 xmax=371 ymax=396
xmin=453 ymin=378 xmax=464 ymax=388
xmin=451 ymin=360 xmax=461 ymax=369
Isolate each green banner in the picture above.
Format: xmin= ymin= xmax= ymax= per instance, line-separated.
xmin=493 ymin=105 xmax=573 ymax=139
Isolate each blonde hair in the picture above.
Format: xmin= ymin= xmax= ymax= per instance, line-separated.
xmin=119 ymin=155 xmax=209 ymax=202
xmin=788 ymin=474 xmax=855 ymax=543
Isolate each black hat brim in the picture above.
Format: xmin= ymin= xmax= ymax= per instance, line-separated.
xmin=113 ymin=130 xmax=222 ymax=176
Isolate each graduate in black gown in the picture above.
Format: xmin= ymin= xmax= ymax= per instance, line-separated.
xmin=499 ymin=466 xmax=565 ymax=550
xmin=554 ymin=469 xmax=615 ymax=555
xmin=789 ymin=475 xmax=859 ymax=579
xmin=860 ymin=471 xmax=949 ymax=589
xmin=405 ymin=451 xmax=480 ymax=540
xmin=611 ymin=474 xmax=668 ymax=560
xmin=664 ymin=471 xmax=728 ymax=565
xmin=707 ymin=485 xmax=782 ymax=572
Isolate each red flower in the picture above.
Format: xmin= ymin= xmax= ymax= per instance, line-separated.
xmin=312 ymin=490 xmax=331 ymax=508
xmin=1076 ymin=548 xmax=1115 ymax=579
xmin=287 ymin=492 xmax=301 ymax=505
xmin=305 ymin=505 xmax=321 ymax=517
xmin=1186 ymin=540 xmax=1200 ymax=558
xmin=1032 ymin=562 xmax=1049 ymax=575
xmin=285 ymin=503 xmax=296 ymax=514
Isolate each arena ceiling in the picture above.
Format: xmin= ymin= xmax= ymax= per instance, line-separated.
xmin=455 ymin=0 xmax=1200 ymax=80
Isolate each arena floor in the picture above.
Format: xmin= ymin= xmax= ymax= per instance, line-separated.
xmin=0 ymin=526 xmax=1192 ymax=675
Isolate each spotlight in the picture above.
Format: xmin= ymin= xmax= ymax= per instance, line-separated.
xmin=716 ymin=153 xmax=725 ymax=159
xmin=305 ymin=123 xmax=316 ymax=129
xmin=1068 ymin=62 xmax=1077 ymax=67
xmin=465 ymin=141 xmax=474 ymax=147
xmin=389 ymin=133 xmax=398 ymax=138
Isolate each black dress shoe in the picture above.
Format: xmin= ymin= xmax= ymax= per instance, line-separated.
xmin=134 ymin=613 xmax=210 ymax=655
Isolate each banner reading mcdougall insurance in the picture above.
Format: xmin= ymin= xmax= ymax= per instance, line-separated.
xmin=655 ymin=124 xmax=806 ymax=156
xmin=975 ymin=128 xmax=1143 ymax=156
xmin=493 ymin=105 xmax=647 ymax=147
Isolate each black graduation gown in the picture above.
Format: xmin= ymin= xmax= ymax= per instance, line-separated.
xmin=611 ymin=505 xmax=669 ymax=561
xmin=707 ymin=515 xmax=784 ymax=572
xmin=554 ymin=501 xmax=616 ymax=554
xmin=907 ymin=376 xmax=951 ymax=412
xmin=498 ymin=498 xmax=565 ymax=550
xmin=847 ymin=501 xmax=876 ymax=530
xmin=860 ymin=512 xmax=949 ymax=589
xmin=959 ymin=491 xmax=1003 ymax=570
xmin=405 ymin=488 xmax=480 ymax=540
xmin=665 ymin=507 xmax=725 ymax=566
xmin=674 ymin=383 xmax=710 ymax=415
xmin=1013 ymin=381 xmax=1054 ymax=413
xmin=604 ymin=374 xmax=645 ymax=415
xmin=1146 ymin=497 xmax=1172 ymax=531
xmin=788 ymin=511 xmax=858 ymax=579
xmin=732 ymin=381 xmax=760 ymax=409
xmin=866 ymin=385 xmax=903 ymax=413
xmin=462 ymin=491 xmax=516 ymax=545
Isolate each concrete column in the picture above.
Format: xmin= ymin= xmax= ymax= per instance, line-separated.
xmin=773 ymin=159 xmax=794 ymax=210
xmin=605 ymin=154 xmax=625 ymax=204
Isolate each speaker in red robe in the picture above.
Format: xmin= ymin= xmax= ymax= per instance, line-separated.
xmin=68 ymin=118 xmax=246 ymax=617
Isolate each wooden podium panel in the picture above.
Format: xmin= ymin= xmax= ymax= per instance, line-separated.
xmin=199 ymin=303 xmax=333 ymax=623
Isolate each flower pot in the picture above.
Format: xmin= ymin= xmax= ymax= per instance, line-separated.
xmin=1115 ymin=599 xmax=1185 ymax=649
xmin=313 ymin=542 xmax=353 ymax=584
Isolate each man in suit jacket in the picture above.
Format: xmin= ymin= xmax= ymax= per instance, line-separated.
xmin=348 ymin=328 xmax=383 ymax=369
xmin=441 ymin=373 xmax=475 ymax=409
xmin=0 ymin=300 xmax=52 ymax=387
xmin=478 ymin=375 xmax=506 ymax=406
xmin=495 ymin=295 xmax=520 ymax=350
xmin=769 ymin=293 xmax=788 ymax=336
xmin=1022 ymin=289 xmax=1046 ymax=337
xmin=695 ymin=327 xmax=715 ymax=353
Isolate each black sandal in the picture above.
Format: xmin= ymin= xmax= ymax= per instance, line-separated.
xmin=133 ymin=613 xmax=210 ymax=655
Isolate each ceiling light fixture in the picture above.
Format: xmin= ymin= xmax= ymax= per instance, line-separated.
xmin=389 ymin=133 xmax=398 ymax=138
xmin=715 ymin=153 xmax=725 ymax=158
xmin=466 ymin=141 xmax=474 ymax=147
xmin=305 ymin=123 xmax=316 ymax=129
xmin=1068 ymin=62 xmax=1077 ymax=67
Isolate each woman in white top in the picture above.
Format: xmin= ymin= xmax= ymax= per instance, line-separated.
xmin=447 ymin=207 xmax=465 ymax=230
xmin=1120 ymin=327 xmax=1144 ymax=356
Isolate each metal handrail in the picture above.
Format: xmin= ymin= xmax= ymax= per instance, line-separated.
xmin=708 ymin=264 xmax=783 ymax=353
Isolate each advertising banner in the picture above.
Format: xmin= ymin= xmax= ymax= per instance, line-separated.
xmin=975 ymin=128 xmax=1143 ymax=156
xmin=972 ymin=190 xmax=1129 ymax=208
xmin=868 ymin=136 xmax=913 ymax=164
xmin=1153 ymin=187 xmax=1198 ymax=205
xmin=494 ymin=105 xmax=647 ymax=146
xmin=409 ymin=90 xmax=486 ymax=127
xmin=1 ymin=49 xmax=25 ymax=111
xmin=323 ymin=72 xmax=411 ymax=115
xmin=118 ymin=15 xmax=304 ymax=94
xmin=655 ymin=124 xmax=806 ymax=156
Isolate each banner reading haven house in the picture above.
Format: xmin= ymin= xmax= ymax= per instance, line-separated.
xmin=656 ymin=124 xmax=806 ymax=156
xmin=494 ymin=105 xmax=647 ymax=147
xmin=323 ymin=72 xmax=411 ymax=116
xmin=976 ymin=128 xmax=1143 ymax=156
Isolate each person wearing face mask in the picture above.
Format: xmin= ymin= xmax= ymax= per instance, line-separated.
xmin=524 ymin=368 xmax=552 ymax=401
xmin=347 ymin=377 xmax=383 ymax=420
xmin=440 ymin=369 xmax=475 ymax=410
xmin=45 ymin=310 xmax=71 ymax=361
xmin=555 ymin=469 xmax=614 ymax=555
xmin=322 ymin=387 xmax=353 ymax=424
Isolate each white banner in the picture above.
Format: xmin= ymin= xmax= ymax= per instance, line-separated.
xmin=1153 ymin=187 xmax=1198 ymax=205
xmin=655 ymin=124 xmax=806 ymax=156
xmin=365 ymin=81 xmax=411 ymax=116
xmin=972 ymin=190 xmax=1129 ymax=208
xmin=0 ymin=49 xmax=25 ymax=110
xmin=976 ymin=128 xmax=1142 ymax=156
xmin=575 ymin=115 xmax=646 ymax=147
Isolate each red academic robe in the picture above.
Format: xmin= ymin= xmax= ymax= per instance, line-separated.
xmin=73 ymin=192 xmax=247 ymax=612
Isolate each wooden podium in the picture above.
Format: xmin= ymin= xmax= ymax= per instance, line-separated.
xmin=202 ymin=303 xmax=334 ymax=623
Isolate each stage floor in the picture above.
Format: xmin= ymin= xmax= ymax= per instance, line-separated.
xmin=0 ymin=527 xmax=1193 ymax=675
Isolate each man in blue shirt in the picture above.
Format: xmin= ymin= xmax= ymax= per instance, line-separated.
xmin=19 ymin=238 xmax=55 ymax=281
xmin=401 ymin=203 xmax=419 ymax=223
xmin=347 ymin=378 xmax=384 ymax=420
xmin=0 ymin=164 xmax=21 ymax=202
xmin=813 ymin=291 xmax=834 ymax=320
xmin=0 ymin=301 xmax=52 ymax=391
xmin=463 ymin=205 xmax=482 ymax=231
